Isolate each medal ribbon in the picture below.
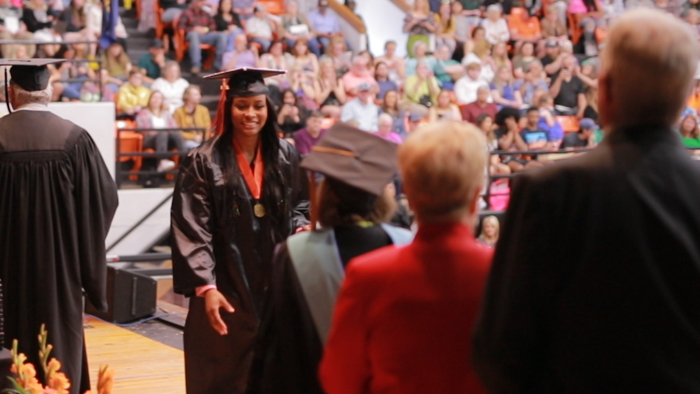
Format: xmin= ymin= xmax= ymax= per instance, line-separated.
xmin=234 ymin=140 xmax=264 ymax=199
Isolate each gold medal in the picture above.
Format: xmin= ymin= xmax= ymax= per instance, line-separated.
xmin=254 ymin=203 xmax=266 ymax=218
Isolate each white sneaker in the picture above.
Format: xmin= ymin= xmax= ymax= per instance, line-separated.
xmin=157 ymin=159 xmax=176 ymax=172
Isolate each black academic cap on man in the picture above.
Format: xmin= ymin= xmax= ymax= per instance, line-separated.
xmin=301 ymin=123 xmax=399 ymax=196
xmin=203 ymin=67 xmax=286 ymax=98
xmin=0 ymin=59 xmax=65 ymax=92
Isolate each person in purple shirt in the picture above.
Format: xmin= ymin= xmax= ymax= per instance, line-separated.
xmin=294 ymin=111 xmax=328 ymax=155
xmin=377 ymin=113 xmax=403 ymax=144
xmin=222 ymin=34 xmax=258 ymax=69
xmin=307 ymin=0 xmax=342 ymax=51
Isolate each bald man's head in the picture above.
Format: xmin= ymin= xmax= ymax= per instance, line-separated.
xmin=599 ymin=8 xmax=699 ymax=129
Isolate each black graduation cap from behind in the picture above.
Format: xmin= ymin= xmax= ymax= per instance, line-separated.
xmin=0 ymin=58 xmax=65 ymax=92
xmin=301 ymin=123 xmax=399 ymax=196
xmin=203 ymin=67 xmax=286 ymax=98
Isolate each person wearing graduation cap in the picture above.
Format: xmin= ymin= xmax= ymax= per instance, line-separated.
xmin=250 ymin=123 xmax=413 ymax=394
xmin=170 ymin=67 xmax=309 ymax=394
xmin=0 ymin=59 xmax=118 ymax=394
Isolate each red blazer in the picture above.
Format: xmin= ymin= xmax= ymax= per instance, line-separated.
xmin=319 ymin=222 xmax=493 ymax=394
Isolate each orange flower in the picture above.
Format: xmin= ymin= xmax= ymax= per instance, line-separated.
xmin=47 ymin=371 xmax=70 ymax=394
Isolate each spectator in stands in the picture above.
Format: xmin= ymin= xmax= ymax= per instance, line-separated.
xmin=429 ymin=89 xmax=462 ymax=121
xmin=508 ymin=6 xmax=542 ymax=45
xmin=178 ymin=0 xmax=227 ymax=74
xmin=136 ymin=90 xmax=184 ymax=173
xmin=214 ymin=0 xmax=244 ymax=46
xmin=541 ymin=5 xmax=568 ymax=41
xmin=521 ymin=106 xmax=553 ymax=150
xmin=151 ymin=61 xmax=189 ymax=114
xmin=679 ymin=114 xmax=700 ymax=149
xmin=561 ymin=117 xmax=598 ymax=149
xmin=342 ymin=55 xmax=378 ymax=99
xmin=404 ymin=61 xmax=441 ymax=116
xmin=117 ymin=70 xmax=151 ymax=117
xmin=292 ymin=110 xmax=326 ymax=155
xmin=173 ymin=85 xmax=211 ymax=150
xmin=276 ymin=88 xmax=307 ymax=137
xmin=514 ymin=60 xmax=547 ymax=105
xmin=289 ymin=64 xmax=317 ymax=111
xmin=291 ymin=38 xmax=320 ymax=77
xmin=377 ymin=113 xmax=403 ymax=144
xmin=357 ymin=50 xmax=375 ymax=71
xmin=550 ymin=55 xmax=587 ymax=117
xmin=280 ymin=0 xmax=321 ymax=56
xmin=381 ymin=89 xmax=407 ymax=137
xmin=495 ymin=106 xmax=531 ymax=172
xmin=374 ymin=61 xmax=397 ymax=100
xmin=490 ymin=41 xmax=512 ymax=71
xmin=462 ymin=85 xmax=498 ymax=123
xmin=403 ymin=0 xmax=438 ymax=57
xmin=138 ymin=39 xmax=167 ymax=83
xmin=462 ymin=42 xmax=496 ymax=82
xmin=327 ymin=36 xmax=352 ymax=77
xmin=482 ymin=4 xmax=510 ymax=45
xmin=341 ymin=82 xmax=378 ymax=131
xmin=159 ymin=0 xmax=187 ymax=24
xmin=491 ymin=66 xmax=523 ymax=108
xmin=405 ymin=41 xmax=437 ymax=77
xmin=406 ymin=111 xmax=425 ymax=134
xmin=478 ymin=215 xmax=500 ymax=247
xmin=435 ymin=1 xmax=457 ymax=55
xmin=314 ymin=56 xmax=346 ymax=118
xmin=434 ymin=44 xmax=464 ymax=91
xmin=246 ymin=4 xmax=275 ymax=53
xmin=536 ymin=93 xmax=564 ymax=147
xmin=60 ymin=60 xmax=97 ymax=102
xmin=455 ymin=60 xmax=489 ymax=104
xmin=101 ymin=42 xmax=131 ymax=96
xmin=464 ymin=25 xmax=491 ymax=61
xmin=0 ymin=0 xmax=25 ymax=48
xmin=308 ymin=0 xmax=342 ymax=52
xmin=375 ymin=40 xmax=405 ymax=84
xmin=222 ymin=33 xmax=258 ymax=69
xmin=476 ymin=113 xmax=512 ymax=175
xmin=512 ymin=41 xmax=536 ymax=78
xmin=59 ymin=0 xmax=99 ymax=56
xmin=540 ymin=40 xmax=565 ymax=77
xmin=22 ymin=0 xmax=57 ymax=43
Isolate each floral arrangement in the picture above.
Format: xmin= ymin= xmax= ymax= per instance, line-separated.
xmin=5 ymin=324 xmax=114 ymax=394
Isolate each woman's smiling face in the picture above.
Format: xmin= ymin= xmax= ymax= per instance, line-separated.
xmin=231 ymin=95 xmax=268 ymax=137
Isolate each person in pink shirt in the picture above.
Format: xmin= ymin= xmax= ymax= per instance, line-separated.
xmin=342 ymin=55 xmax=378 ymax=99
xmin=377 ymin=113 xmax=403 ymax=144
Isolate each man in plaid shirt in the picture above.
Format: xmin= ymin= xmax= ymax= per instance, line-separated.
xmin=178 ymin=0 xmax=227 ymax=74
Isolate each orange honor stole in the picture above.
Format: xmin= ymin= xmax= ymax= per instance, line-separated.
xmin=234 ymin=140 xmax=266 ymax=217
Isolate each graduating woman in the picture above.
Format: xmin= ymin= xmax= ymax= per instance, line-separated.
xmin=171 ymin=68 xmax=310 ymax=394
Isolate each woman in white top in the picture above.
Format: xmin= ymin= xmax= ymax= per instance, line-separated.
xmin=135 ymin=90 xmax=185 ymax=173
xmin=151 ymin=61 xmax=190 ymax=113
xmin=375 ymin=40 xmax=406 ymax=84
xmin=481 ymin=4 xmax=510 ymax=45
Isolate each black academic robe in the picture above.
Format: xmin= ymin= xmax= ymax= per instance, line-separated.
xmin=473 ymin=126 xmax=700 ymax=393
xmin=0 ymin=110 xmax=118 ymax=394
xmin=171 ymin=136 xmax=309 ymax=394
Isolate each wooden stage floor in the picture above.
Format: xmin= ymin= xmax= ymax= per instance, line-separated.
xmin=84 ymin=316 xmax=186 ymax=393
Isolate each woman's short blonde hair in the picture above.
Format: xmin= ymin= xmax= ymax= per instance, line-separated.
xmin=399 ymin=120 xmax=487 ymax=223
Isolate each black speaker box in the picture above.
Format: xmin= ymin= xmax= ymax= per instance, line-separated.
xmin=86 ymin=266 xmax=157 ymax=324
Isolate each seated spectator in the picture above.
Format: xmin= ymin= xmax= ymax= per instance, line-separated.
xmin=541 ymin=40 xmax=566 ymax=77
xmin=246 ymin=4 xmax=275 ymax=53
xmin=490 ymin=41 xmax=513 ymax=72
xmin=476 ymin=113 xmax=512 ymax=175
xmin=465 ymin=26 xmax=493 ymax=61
xmin=381 ymin=89 xmax=408 ymax=137
xmin=375 ymin=40 xmax=405 ymax=84
xmin=314 ymin=56 xmax=346 ymax=118
xmin=222 ymin=33 xmax=258 ymax=69
xmin=429 ymin=89 xmax=462 ymax=122
xmin=279 ymin=0 xmax=321 ymax=56
xmin=22 ymin=0 xmax=58 ymax=44
xmin=1 ymin=0 xmax=27 ymax=49
xmin=342 ymin=56 xmax=378 ymax=99
xmin=455 ymin=60 xmax=489 ymax=104
xmin=679 ymin=114 xmax=700 ymax=149
xmin=357 ymin=50 xmax=374 ymax=72
xmin=135 ymin=90 xmax=184 ymax=173
xmin=461 ymin=42 xmax=496 ymax=82
xmin=403 ymin=0 xmax=438 ymax=57
xmin=512 ymin=41 xmax=536 ymax=79
xmin=151 ymin=61 xmax=189 ymax=113
xmin=561 ymin=117 xmax=598 ymax=150
xmin=258 ymin=39 xmax=292 ymax=100
xmin=326 ymin=36 xmax=352 ymax=77
xmin=478 ymin=215 xmax=500 ymax=247
xmin=291 ymin=38 xmax=320 ymax=77
xmin=577 ymin=58 xmax=599 ymax=88
xmin=117 ymin=70 xmax=151 ymax=117
xmin=59 ymin=0 xmax=99 ymax=56
xmin=177 ymin=0 xmax=227 ymax=74
xmin=377 ymin=113 xmax=403 ymax=144
xmin=320 ymin=120 xmax=492 ymax=394
xmin=289 ymin=64 xmax=318 ymax=111
xmin=462 ymin=85 xmax=498 ymax=123
xmin=340 ymin=82 xmax=379 ymax=131
xmin=277 ymin=88 xmax=307 ymax=137
xmin=521 ymin=106 xmax=553 ymax=150
xmin=434 ymin=44 xmax=464 ymax=91
xmin=508 ymin=6 xmax=542 ymax=44
xmin=102 ymin=42 xmax=132 ymax=83
xmin=404 ymin=61 xmax=441 ymax=116
xmin=292 ymin=110 xmax=326 ymax=155
xmin=173 ymin=85 xmax=211 ymax=150
xmin=435 ymin=1 xmax=457 ymax=55
xmin=541 ymin=5 xmax=568 ymax=42
xmin=232 ymin=0 xmax=255 ymax=21
xmin=536 ymin=93 xmax=565 ymax=147
xmin=308 ymin=0 xmax=342 ymax=52
xmin=451 ymin=1 xmax=471 ymax=60
xmin=138 ymin=39 xmax=167 ymax=83
xmin=491 ymin=66 xmax=522 ymax=108
xmin=60 ymin=61 xmax=98 ymax=102
xmin=549 ymin=55 xmax=587 ymax=117
xmin=514 ymin=60 xmax=548 ymax=105
xmin=405 ymin=41 xmax=438 ymax=77
xmin=214 ymin=0 xmax=244 ymax=46
xmin=482 ymin=4 xmax=510 ymax=45
xmin=374 ymin=61 xmax=397 ymax=100
xmin=494 ymin=106 xmax=532 ymax=172
xmin=159 ymin=0 xmax=188 ymax=24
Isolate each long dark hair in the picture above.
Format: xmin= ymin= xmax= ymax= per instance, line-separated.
xmin=215 ymin=95 xmax=286 ymax=227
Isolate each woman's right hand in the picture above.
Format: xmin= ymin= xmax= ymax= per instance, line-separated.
xmin=204 ymin=289 xmax=235 ymax=336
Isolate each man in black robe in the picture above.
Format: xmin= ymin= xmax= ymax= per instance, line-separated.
xmin=0 ymin=59 xmax=118 ymax=394
xmin=472 ymin=9 xmax=700 ymax=393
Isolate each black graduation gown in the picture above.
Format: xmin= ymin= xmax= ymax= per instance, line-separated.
xmin=171 ymin=136 xmax=309 ymax=394
xmin=251 ymin=226 xmax=396 ymax=394
xmin=472 ymin=126 xmax=700 ymax=393
xmin=0 ymin=110 xmax=118 ymax=394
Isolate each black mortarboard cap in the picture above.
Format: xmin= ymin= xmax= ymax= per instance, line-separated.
xmin=203 ymin=67 xmax=286 ymax=98
xmin=0 ymin=59 xmax=64 ymax=92
xmin=301 ymin=123 xmax=399 ymax=196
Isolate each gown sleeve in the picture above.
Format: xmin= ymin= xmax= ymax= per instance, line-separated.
xmin=71 ymin=130 xmax=119 ymax=311
xmin=286 ymin=143 xmax=310 ymax=231
xmin=171 ymin=151 xmax=216 ymax=297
